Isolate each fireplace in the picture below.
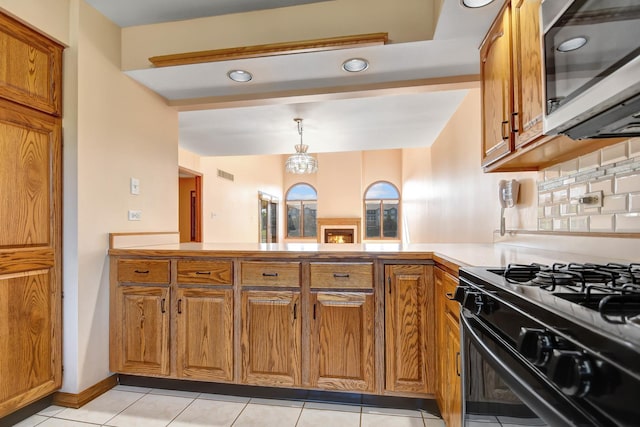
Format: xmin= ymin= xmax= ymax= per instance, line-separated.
xmin=317 ymin=218 xmax=360 ymax=244
xmin=324 ymin=228 xmax=354 ymax=244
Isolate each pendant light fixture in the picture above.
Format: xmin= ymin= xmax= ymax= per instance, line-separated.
xmin=285 ymin=118 xmax=318 ymax=174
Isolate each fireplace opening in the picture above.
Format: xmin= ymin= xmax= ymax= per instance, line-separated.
xmin=324 ymin=228 xmax=354 ymax=244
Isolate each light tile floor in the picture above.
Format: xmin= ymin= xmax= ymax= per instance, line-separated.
xmin=12 ymin=386 xmax=445 ymax=427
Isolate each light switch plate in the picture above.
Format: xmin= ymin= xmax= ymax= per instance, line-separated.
xmin=128 ymin=210 xmax=142 ymax=221
xmin=130 ymin=177 xmax=140 ymax=195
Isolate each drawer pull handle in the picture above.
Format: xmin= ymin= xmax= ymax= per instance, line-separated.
xmin=262 ymin=272 xmax=279 ymax=277
xmin=134 ymin=270 xmax=150 ymax=274
xmin=195 ymin=271 xmax=211 ymax=275
xmin=313 ymin=303 xmax=317 ymax=320
xmin=177 ymin=299 xmax=182 ymax=314
xmin=333 ymin=273 xmax=350 ymax=278
xmin=293 ymin=303 xmax=297 ymax=320
xmin=161 ymin=298 xmax=166 ymax=313
xmin=445 ymin=292 xmax=454 ymax=300
xmin=456 ymin=351 xmax=461 ymax=377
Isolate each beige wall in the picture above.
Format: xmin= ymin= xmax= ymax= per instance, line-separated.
xmin=0 ymin=0 xmax=70 ymax=44
xmin=2 ymin=0 xmax=180 ymax=393
xmin=405 ymin=88 xmax=538 ymax=243
xmin=402 ymin=147 xmax=432 ymax=243
xmin=200 ymin=155 xmax=284 ymax=243
xmin=121 ymin=0 xmax=435 ymax=70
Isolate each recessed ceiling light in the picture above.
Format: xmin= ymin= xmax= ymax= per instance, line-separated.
xmin=557 ymin=36 xmax=588 ymax=52
xmin=341 ymin=58 xmax=369 ymax=73
xmin=461 ymin=0 xmax=495 ymax=8
xmin=227 ymin=70 xmax=252 ymax=82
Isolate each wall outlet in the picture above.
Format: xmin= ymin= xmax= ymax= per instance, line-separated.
xmin=130 ymin=177 xmax=140 ymax=195
xmin=128 ymin=210 xmax=142 ymax=221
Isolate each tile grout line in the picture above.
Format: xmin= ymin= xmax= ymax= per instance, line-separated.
xmin=163 ymin=395 xmax=198 ymax=427
xmin=229 ymin=398 xmax=250 ymax=427
xmin=93 ymin=388 xmax=149 ymax=427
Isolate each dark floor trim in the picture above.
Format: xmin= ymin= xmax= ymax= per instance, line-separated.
xmin=0 ymin=395 xmax=53 ymax=427
xmin=118 ymin=374 xmax=441 ymax=417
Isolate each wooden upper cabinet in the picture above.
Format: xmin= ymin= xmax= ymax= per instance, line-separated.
xmin=385 ymin=264 xmax=434 ymax=394
xmin=176 ymin=287 xmax=233 ymax=381
xmin=240 ymin=290 xmax=301 ymax=386
xmin=480 ymin=3 xmax=513 ymax=167
xmin=114 ymin=285 xmax=170 ymax=376
xmin=0 ymin=13 xmax=63 ymax=116
xmin=309 ymin=292 xmax=375 ymax=392
xmin=511 ymin=0 xmax=544 ymax=148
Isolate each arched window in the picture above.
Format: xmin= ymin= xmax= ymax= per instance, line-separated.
xmin=364 ymin=181 xmax=400 ymax=239
xmin=286 ymin=183 xmax=317 ymax=238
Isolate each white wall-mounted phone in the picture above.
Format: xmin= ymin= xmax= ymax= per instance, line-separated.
xmin=499 ymin=179 xmax=520 ymax=236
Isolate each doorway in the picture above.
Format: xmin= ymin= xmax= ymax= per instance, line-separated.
xmin=179 ymin=167 xmax=202 ymax=242
xmin=259 ymin=191 xmax=278 ymax=243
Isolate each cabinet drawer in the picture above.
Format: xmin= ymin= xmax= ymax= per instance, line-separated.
xmin=118 ymin=259 xmax=170 ymax=284
xmin=177 ymin=260 xmax=232 ymax=285
xmin=310 ymin=263 xmax=373 ymax=289
xmin=442 ymin=272 xmax=460 ymax=320
xmin=240 ymin=261 xmax=300 ymax=287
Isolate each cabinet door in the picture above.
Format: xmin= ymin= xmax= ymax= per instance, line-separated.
xmin=480 ymin=3 xmax=514 ymax=167
xmin=512 ymin=0 xmax=544 ymax=147
xmin=309 ymin=292 xmax=375 ymax=392
xmin=0 ymin=13 xmax=63 ymax=115
xmin=0 ymin=100 xmax=62 ymax=417
xmin=241 ymin=291 xmax=301 ymax=386
xmin=434 ymin=268 xmax=447 ymax=406
xmin=445 ymin=312 xmax=462 ymax=427
xmin=385 ymin=265 xmax=433 ymax=394
xmin=176 ymin=288 xmax=233 ymax=381
xmin=114 ymin=286 xmax=170 ymax=376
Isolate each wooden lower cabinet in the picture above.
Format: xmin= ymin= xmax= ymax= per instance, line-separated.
xmin=240 ymin=290 xmax=301 ymax=386
xmin=113 ymin=285 xmax=171 ymax=376
xmin=309 ymin=292 xmax=375 ymax=392
xmin=435 ymin=267 xmax=462 ymax=427
xmin=176 ymin=287 xmax=233 ymax=381
xmin=385 ymin=264 xmax=434 ymax=394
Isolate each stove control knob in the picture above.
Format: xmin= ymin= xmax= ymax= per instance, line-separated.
xmin=451 ymin=286 xmax=466 ymax=304
xmin=548 ymin=350 xmax=593 ymax=397
xmin=517 ymin=328 xmax=555 ymax=367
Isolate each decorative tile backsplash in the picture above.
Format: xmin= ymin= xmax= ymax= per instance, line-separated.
xmin=537 ymin=138 xmax=640 ymax=233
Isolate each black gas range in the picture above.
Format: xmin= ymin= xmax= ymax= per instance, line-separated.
xmin=458 ymin=262 xmax=640 ymax=427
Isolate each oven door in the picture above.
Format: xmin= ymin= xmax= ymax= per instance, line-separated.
xmin=460 ymin=310 xmax=598 ymax=426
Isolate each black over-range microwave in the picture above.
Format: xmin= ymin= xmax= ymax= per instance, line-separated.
xmin=542 ymin=0 xmax=640 ymax=139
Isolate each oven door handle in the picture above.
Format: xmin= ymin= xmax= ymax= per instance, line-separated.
xmin=460 ymin=312 xmax=587 ymax=427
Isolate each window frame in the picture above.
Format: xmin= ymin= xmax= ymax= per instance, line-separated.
xmin=285 ymin=183 xmax=318 ymax=239
xmin=363 ymin=181 xmax=400 ymax=240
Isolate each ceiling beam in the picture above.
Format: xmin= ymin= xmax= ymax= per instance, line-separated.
xmin=149 ymin=33 xmax=388 ymax=67
xmin=167 ymin=74 xmax=480 ymax=111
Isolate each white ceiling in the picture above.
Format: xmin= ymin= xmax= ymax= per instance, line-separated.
xmin=85 ymin=0 xmax=504 ymax=157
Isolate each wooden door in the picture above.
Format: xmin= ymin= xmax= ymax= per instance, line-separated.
xmin=309 ymin=292 xmax=375 ymax=392
xmin=385 ymin=265 xmax=433 ymax=394
xmin=115 ymin=285 xmax=170 ymax=376
xmin=176 ymin=288 xmax=233 ymax=381
xmin=445 ymin=312 xmax=462 ymax=427
xmin=512 ymin=0 xmax=544 ymax=148
xmin=0 ymin=99 xmax=62 ymax=417
xmin=480 ymin=2 xmax=514 ymax=167
xmin=240 ymin=290 xmax=301 ymax=386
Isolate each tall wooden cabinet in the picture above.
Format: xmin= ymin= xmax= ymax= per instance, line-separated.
xmin=385 ymin=264 xmax=434 ymax=394
xmin=0 ymin=12 xmax=63 ymax=418
xmin=435 ymin=267 xmax=462 ymax=427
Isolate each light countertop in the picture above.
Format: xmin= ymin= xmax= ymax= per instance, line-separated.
xmin=108 ymin=242 xmax=631 ymax=269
